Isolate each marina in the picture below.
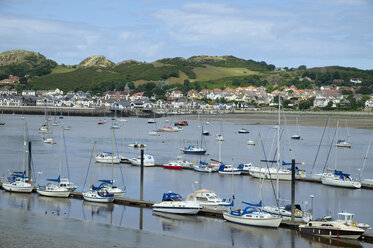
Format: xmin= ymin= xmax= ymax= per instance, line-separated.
xmin=1 ymin=113 xmax=373 ymax=247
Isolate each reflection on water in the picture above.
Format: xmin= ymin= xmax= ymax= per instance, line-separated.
xmin=37 ymin=195 xmax=71 ymax=217
xmin=298 ymin=232 xmax=363 ymax=248
xmin=1 ymin=191 xmax=33 ymax=210
xmin=152 ymin=212 xmax=201 ymax=231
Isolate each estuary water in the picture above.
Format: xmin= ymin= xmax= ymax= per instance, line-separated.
xmin=0 ymin=113 xmax=372 ymax=248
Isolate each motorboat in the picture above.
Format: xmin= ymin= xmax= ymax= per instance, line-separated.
xmin=111 ymin=123 xmax=120 ymax=129
xmin=153 ymin=192 xmax=202 ymax=214
xmin=82 ymin=189 xmax=114 ymax=203
xmin=118 ymin=118 xmax=127 ymax=122
xmin=148 ymin=119 xmax=156 ymax=124
xmin=202 ymin=130 xmax=210 ymax=136
xmin=163 ymin=162 xmax=183 ymax=170
xmin=158 ymin=126 xmax=180 ymax=132
xmin=39 ymin=124 xmax=49 ymax=134
xmin=336 ymin=212 xmax=370 ymax=230
xmin=128 ymin=142 xmax=147 ymax=148
xmin=186 ymin=189 xmax=233 ymax=211
xmin=180 ymin=145 xmax=207 ymax=155
xmin=128 ymin=154 xmax=155 ymax=167
xmin=223 ymin=202 xmax=281 ymax=228
xmin=321 ymin=170 xmax=361 ymax=189
xmin=336 ymin=139 xmax=351 ymax=148
xmin=291 ymin=135 xmax=301 ymax=140
xmin=174 ymin=121 xmax=188 ymax=126
xmin=148 ymin=130 xmax=160 ymax=136
xmin=95 ymin=152 xmax=121 ymax=164
xmin=237 ymin=163 xmax=254 ymax=175
xmin=216 ymin=134 xmax=224 ymax=141
xmin=42 ymin=137 xmax=55 ymax=144
xmin=36 ymin=184 xmax=70 ymax=198
xmin=260 ymin=204 xmax=312 ymax=223
xmin=299 ymin=220 xmax=364 ymax=239
xmin=238 ymin=128 xmax=250 ymax=134
xmin=193 ymin=164 xmax=213 ymax=173
xmin=218 ymin=164 xmax=242 ymax=175
xmin=247 ymin=140 xmax=255 ymax=145
xmin=166 ymin=157 xmax=194 ymax=169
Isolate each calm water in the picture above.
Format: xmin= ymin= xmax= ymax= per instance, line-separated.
xmin=0 ymin=113 xmax=372 ymax=248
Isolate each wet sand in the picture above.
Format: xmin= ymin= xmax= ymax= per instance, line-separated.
xmin=0 ymin=207 xmax=229 ymax=248
xmin=187 ymin=112 xmax=373 ymax=129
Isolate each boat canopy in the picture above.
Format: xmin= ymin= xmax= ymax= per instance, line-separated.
xmin=334 ymin=169 xmax=351 ymax=179
xmin=284 ymin=204 xmax=302 ymax=211
xmin=242 ymin=201 xmax=262 ymax=207
xmin=47 ymin=175 xmax=61 ymax=183
xmin=162 ymin=192 xmax=183 ymax=201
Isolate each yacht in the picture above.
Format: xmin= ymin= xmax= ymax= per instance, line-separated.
xmin=153 ymin=192 xmax=202 ymax=214
xmin=128 ymin=154 xmax=155 ymax=167
xmin=36 ymin=184 xmax=70 ymax=198
xmin=82 ymin=190 xmax=114 ymax=203
xmin=299 ymin=220 xmax=364 ymax=239
xmin=95 ymin=152 xmax=120 ymax=164
xmin=186 ymin=189 xmax=233 ymax=211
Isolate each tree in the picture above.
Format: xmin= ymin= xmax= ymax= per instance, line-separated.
xmin=298 ymin=65 xmax=307 ymax=70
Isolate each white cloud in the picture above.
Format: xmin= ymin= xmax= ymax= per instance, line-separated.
xmin=0 ymin=14 xmax=166 ymax=64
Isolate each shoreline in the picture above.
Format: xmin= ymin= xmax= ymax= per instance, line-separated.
xmin=1 ymin=106 xmax=373 ymax=129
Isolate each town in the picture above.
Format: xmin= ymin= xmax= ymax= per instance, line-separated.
xmin=1 ymin=76 xmax=372 ymax=112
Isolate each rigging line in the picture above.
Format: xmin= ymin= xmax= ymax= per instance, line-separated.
xmin=260 ymin=135 xmax=280 ymax=212
xmin=82 ymin=142 xmax=96 ymax=191
xmin=62 ymin=128 xmax=71 ymax=180
xmin=113 ymin=131 xmax=125 ymax=189
xmin=311 ymin=118 xmax=329 ymax=174
xmin=322 ymin=126 xmax=337 ymax=174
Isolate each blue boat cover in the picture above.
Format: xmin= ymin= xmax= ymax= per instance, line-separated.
xmin=162 ymin=192 xmax=183 ymax=201
xmin=47 ymin=175 xmax=61 ymax=183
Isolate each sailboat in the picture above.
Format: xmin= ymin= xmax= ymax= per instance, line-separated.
xmin=2 ymin=123 xmax=34 ymax=193
xmin=258 ymin=96 xmax=313 ymax=222
xmin=37 ymin=128 xmax=73 ymax=197
xmin=181 ymin=115 xmax=207 ymax=155
xmin=224 ymin=140 xmax=281 ymax=228
xmin=247 ymin=98 xmax=300 ymax=181
xmin=82 ymin=142 xmax=115 ymax=203
xmin=290 ymin=117 xmax=301 ymax=140
xmin=63 ymin=111 xmax=72 ymax=130
xmin=336 ymin=120 xmax=351 ymax=148
xmin=321 ymin=121 xmax=361 ymax=189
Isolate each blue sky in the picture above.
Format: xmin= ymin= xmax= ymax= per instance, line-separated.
xmin=0 ymin=0 xmax=372 ymax=69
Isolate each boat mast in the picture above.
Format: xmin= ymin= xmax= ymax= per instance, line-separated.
xmin=359 ymin=133 xmax=373 ymax=181
xmin=276 ymin=94 xmax=280 ymax=203
xmin=59 ymin=127 xmax=63 ymax=177
xmin=111 ymin=128 xmax=115 ymax=181
xmin=24 ymin=123 xmax=28 ymax=173
xmin=259 ymin=133 xmax=263 ymax=204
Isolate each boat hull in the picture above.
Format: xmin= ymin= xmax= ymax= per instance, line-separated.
xmin=82 ymin=193 xmax=114 ymax=203
xmin=299 ymin=226 xmax=364 ymax=239
xmin=223 ymin=213 xmax=281 ymax=228
xmin=249 ymin=170 xmax=292 ymax=181
xmin=321 ymin=177 xmax=361 ymax=189
xmin=2 ymin=183 xmax=33 ymax=193
xmin=153 ymin=206 xmax=201 ymax=214
xmin=36 ymin=189 xmax=70 ymax=198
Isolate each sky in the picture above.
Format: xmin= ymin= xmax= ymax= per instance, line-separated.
xmin=0 ymin=0 xmax=372 ymax=69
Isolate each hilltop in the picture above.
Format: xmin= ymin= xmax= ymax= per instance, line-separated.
xmin=0 ymin=49 xmax=372 ymax=94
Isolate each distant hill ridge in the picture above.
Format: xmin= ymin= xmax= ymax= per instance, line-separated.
xmin=0 ymin=49 xmax=371 ymax=93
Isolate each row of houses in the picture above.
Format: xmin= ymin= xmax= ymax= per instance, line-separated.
xmin=0 ymin=84 xmax=372 ymax=109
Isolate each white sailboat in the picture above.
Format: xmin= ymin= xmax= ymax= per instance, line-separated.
xmin=2 ymin=123 xmax=34 ymax=193
xmin=321 ymin=121 xmax=361 ymax=189
xmin=82 ymin=142 xmax=115 ymax=203
xmin=335 ymin=120 xmax=351 ymax=148
xmin=37 ymin=128 xmax=71 ymax=198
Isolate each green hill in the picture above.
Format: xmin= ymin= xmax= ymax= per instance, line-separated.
xmin=1 ymin=49 xmax=372 ymax=94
